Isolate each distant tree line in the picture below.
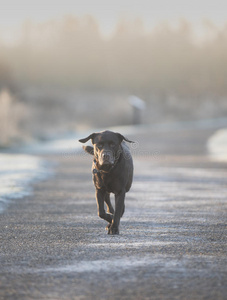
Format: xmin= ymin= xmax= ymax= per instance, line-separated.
xmin=0 ymin=16 xmax=227 ymax=99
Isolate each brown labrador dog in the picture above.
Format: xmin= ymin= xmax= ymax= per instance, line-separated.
xmin=79 ymin=130 xmax=134 ymax=235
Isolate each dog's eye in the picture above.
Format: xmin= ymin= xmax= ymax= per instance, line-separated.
xmin=97 ymin=143 xmax=103 ymax=149
xmin=110 ymin=142 xmax=115 ymax=148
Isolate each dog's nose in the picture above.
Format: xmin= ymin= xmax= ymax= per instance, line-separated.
xmin=102 ymin=153 xmax=110 ymax=161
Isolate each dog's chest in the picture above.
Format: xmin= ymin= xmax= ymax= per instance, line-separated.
xmin=93 ymin=171 xmax=116 ymax=193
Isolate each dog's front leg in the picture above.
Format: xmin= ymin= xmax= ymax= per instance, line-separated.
xmin=108 ymin=189 xmax=125 ymax=235
xmin=96 ymin=189 xmax=113 ymax=224
xmin=104 ymin=193 xmax=114 ymax=231
xmin=105 ymin=193 xmax=114 ymax=215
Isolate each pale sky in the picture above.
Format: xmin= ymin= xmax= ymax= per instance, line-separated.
xmin=0 ymin=0 xmax=227 ymax=35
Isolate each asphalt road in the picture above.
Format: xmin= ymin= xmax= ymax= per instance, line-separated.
xmin=0 ymin=127 xmax=227 ymax=300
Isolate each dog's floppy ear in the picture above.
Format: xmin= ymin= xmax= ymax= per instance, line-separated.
xmin=82 ymin=145 xmax=94 ymax=155
xmin=79 ymin=133 xmax=97 ymax=144
xmin=115 ymin=133 xmax=134 ymax=143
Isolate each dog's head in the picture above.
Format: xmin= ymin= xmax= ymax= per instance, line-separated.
xmin=79 ymin=130 xmax=134 ymax=166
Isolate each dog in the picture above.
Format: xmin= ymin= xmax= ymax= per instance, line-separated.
xmin=79 ymin=130 xmax=134 ymax=235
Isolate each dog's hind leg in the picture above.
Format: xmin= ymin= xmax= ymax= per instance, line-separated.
xmin=121 ymin=204 xmax=125 ymax=217
xmin=108 ymin=190 xmax=126 ymax=235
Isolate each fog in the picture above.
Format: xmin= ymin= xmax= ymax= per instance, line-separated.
xmin=0 ymin=16 xmax=227 ymax=146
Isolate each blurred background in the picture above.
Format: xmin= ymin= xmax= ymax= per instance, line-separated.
xmin=0 ymin=0 xmax=227 ymax=147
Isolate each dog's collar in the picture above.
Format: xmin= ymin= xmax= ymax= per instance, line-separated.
xmin=93 ymin=152 xmax=122 ymax=175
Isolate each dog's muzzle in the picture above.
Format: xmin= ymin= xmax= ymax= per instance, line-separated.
xmin=99 ymin=151 xmax=115 ymax=165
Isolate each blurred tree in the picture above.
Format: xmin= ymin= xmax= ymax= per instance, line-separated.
xmin=0 ymin=61 xmax=14 ymax=91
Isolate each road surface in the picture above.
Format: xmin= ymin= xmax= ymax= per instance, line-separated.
xmin=0 ymin=127 xmax=226 ymax=300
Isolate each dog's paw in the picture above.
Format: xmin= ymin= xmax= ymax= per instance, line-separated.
xmin=108 ymin=226 xmax=119 ymax=235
